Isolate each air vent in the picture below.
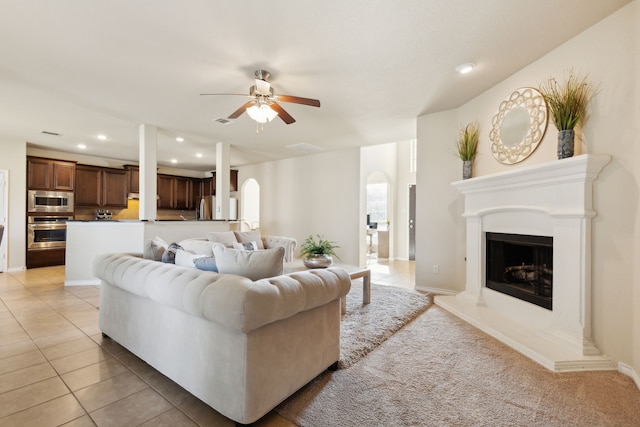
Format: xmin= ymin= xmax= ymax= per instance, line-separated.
xmin=213 ymin=117 xmax=234 ymax=125
xmin=286 ymin=143 xmax=325 ymax=153
xmin=41 ymin=131 xmax=61 ymax=136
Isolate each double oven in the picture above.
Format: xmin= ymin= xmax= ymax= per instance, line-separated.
xmin=27 ymin=190 xmax=74 ymax=250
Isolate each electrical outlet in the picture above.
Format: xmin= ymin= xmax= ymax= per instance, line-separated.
xmin=433 ymin=265 xmax=439 ymax=274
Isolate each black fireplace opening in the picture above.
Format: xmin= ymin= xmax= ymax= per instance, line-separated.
xmin=485 ymin=232 xmax=553 ymax=310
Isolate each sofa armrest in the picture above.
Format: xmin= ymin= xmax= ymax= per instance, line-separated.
xmin=261 ymin=235 xmax=297 ymax=262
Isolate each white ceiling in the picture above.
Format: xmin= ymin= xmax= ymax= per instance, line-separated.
xmin=0 ymin=0 xmax=629 ymax=171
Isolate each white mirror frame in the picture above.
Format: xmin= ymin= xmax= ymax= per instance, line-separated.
xmin=489 ymin=87 xmax=548 ymax=165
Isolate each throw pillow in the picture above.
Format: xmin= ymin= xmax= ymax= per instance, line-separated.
xmin=206 ymin=231 xmax=238 ymax=248
xmin=144 ymin=236 xmax=168 ymax=261
xmin=161 ymin=242 xmax=183 ymax=264
xmin=233 ymin=231 xmax=265 ymax=249
xmin=213 ymin=246 xmax=285 ymax=281
xmin=194 ymin=256 xmax=218 ymax=272
xmin=179 ymin=238 xmax=224 ymax=257
xmin=232 ymin=241 xmax=258 ymax=251
xmin=174 ymin=249 xmax=206 ymax=268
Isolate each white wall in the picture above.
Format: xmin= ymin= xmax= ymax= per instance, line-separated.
xmin=416 ymin=1 xmax=640 ymax=378
xmin=238 ymin=149 xmax=361 ymax=265
xmin=0 ymin=140 xmax=27 ymax=270
xmin=394 ymin=139 xmax=416 ymax=261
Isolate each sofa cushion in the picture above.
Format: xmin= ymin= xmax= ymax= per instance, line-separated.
xmin=194 ymin=256 xmax=218 ymax=272
xmin=233 ymin=241 xmax=258 ymax=250
xmin=162 ymin=242 xmax=183 ymax=264
xmin=234 ymin=231 xmax=265 ymax=249
xmin=144 ymin=236 xmax=168 ymax=261
xmin=213 ymin=246 xmax=285 ymax=281
xmin=179 ymin=238 xmax=224 ymax=257
xmin=175 ymin=249 xmax=206 ymax=268
xmin=207 ymin=231 xmax=238 ymax=247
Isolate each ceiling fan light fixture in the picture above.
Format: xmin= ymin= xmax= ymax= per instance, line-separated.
xmin=246 ymin=104 xmax=278 ymax=124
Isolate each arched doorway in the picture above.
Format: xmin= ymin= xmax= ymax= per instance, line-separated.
xmin=241 ymin=178 xmax=260 ymax=231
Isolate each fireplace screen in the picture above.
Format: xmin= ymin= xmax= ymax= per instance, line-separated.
xmin=485 ymin=232 xmax=553 ymax=310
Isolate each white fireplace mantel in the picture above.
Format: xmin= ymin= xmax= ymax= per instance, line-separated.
xmin=435 ymin=154 xmax=614 ymax=372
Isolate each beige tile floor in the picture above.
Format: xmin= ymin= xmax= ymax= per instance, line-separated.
xmin=0 ymin=260 xmax=415 ymax=426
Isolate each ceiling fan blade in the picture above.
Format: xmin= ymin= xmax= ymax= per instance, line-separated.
xmin=270 ymin=103 xmax=296 ymax=124
xmin=276 ymin=95 xmax=321 ymax=107
xmin=228 ymin=101 xmax=255 ymax=119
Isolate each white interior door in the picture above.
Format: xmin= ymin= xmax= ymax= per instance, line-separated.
xmin=0 ymin=170 xmax=7 ymax=272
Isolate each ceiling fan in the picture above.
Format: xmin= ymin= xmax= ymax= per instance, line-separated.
xmin=201 ymin=69 xmax=320 ymax=126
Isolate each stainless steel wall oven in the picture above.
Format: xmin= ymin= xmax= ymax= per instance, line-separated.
xmin=27 ymin=216 xmax=71 ymax=249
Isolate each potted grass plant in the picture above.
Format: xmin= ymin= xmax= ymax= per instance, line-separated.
xmin=456 ymin=121 xmax=480 ymax=179
xmin=299 ymin=234 xmax=340 ymax=268
xmin=538 ymin=70 xmax=593 ymax=159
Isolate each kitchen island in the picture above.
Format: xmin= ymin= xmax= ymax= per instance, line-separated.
xmin=65 ymin=220 xmax=237 ymax=286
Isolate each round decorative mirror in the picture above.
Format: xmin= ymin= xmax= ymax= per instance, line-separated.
xmin=489 ymin=87 xmax=548 ymax=164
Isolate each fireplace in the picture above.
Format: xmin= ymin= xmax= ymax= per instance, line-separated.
xmin=485 ymin=232 xmax=553 ymax=310
xmin=436 ymin=154 xmax=613 ymax=372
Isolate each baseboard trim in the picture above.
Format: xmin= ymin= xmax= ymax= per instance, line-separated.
xmin=7 ymin=266 xmax=26 ymax=273
xmin=415 ymin=285 xmax=457 ymax=295
xmin=65 ymin=279 xmax=101 ymax=287
xmin=618 ymin=362 xmax=640 ymax=391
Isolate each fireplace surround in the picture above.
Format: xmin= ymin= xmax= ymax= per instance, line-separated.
xmin=436 ymin=154 xmax=613 ymax=372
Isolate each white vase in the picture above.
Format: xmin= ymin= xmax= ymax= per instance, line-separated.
xmin=462 ymin=160 xmax=473 ymax=179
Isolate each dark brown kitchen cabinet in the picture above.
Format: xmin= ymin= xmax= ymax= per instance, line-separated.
xmin=27 ymin=157 xmax=75 ymax=191
xmin=75 ymin=165 xmax=128 ymax=208
xmin=124 ymin=165 xmax=139 ymax=194
xmin=174 ymin=176 xmax=193 ymax=210
xmin=201 ymin=170 xmax=238 ymax=196
xmin=157 ymin=174 xmax=195 ymax=209
xmin=156 ymin=175 xmax=175 ymax=209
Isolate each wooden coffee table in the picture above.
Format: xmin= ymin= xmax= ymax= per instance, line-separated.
xmin=284 ymin=261 xmax=371 ymax=309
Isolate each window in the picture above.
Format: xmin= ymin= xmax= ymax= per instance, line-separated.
xmin=367 ymin=183 xmax=388 ymax=224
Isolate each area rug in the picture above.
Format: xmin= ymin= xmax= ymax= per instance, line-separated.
xmin=276 ymin=306 xmax=640 ymax=426
xmin=338 ymin=283 xmax=432 ymax=369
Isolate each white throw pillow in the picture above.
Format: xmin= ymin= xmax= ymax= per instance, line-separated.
xmin=213 ymin=246 xmax=285 ymax=281
xmin=233 ymin=231 xmax=265 ymax=249
xmin=233 ymin=241 xmax=258 ymax=251
xmin=143 ymin=236 xmax=168 ymax=261
xmin=175 ymin=249 xmax=206 ymax=268
xmin=179 ymin=238 xmax=224 ymax=257
xmin=206 ymin=231 xmax=238 ymax=248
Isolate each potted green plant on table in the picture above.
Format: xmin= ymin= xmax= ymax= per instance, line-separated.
xmin=456 ymin=121 xmax=480 ymax=179
xmin=538 ymin=70 xmax=594 ymax=159
xmin=299 ymin=234 xmax=340 ymax=269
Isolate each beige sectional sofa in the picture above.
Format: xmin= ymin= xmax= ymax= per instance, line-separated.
xmin=93 ymin=252 xmax=351 ymax=425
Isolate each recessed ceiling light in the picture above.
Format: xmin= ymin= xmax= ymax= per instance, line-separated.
xmin=171 ymin=159 xmax=178 ymax=164
xmin=77 ymin=144 xmax=87 ymax=149
xmin=176 ymin=137 xmax=184 ymax=142
xmin=455 ymin=63 xmax=475 ymax=74
xmin=196 ymin=153 xmax=203 ymax=158
xmin=97 ymin=134 xmax=108 ymax=140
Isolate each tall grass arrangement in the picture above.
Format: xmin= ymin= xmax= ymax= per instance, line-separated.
xmin=538 ymin=71 xmax=593 ymax=131
xmin=456 ymin=121 xmax=480 ymax=161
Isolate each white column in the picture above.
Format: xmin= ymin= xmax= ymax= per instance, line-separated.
xmin=215 ymin=142 xmax=230 ymax=219
xmin=139 ymin=124 xmax=158 ymax=221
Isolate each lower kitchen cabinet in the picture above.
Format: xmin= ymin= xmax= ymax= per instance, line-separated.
xmin=27 ymin=248 xmax=65 ymax=269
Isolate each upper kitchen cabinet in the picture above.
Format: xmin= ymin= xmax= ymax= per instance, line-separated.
xmin=157 ymin=174 xmax=196 ymax=210
xmin=27 ymin=157 xmax=76 ymax=191
xmin=202 ymin=170 xmax=238 ymax=196
xmin=75 ymin=165 xmax=128 ymax=208
xmin=124 ymin=165 xmax=139 ymax=194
